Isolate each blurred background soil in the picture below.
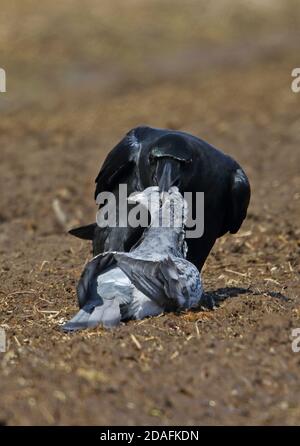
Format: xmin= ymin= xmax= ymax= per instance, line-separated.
xmin=0 ymin=0 xmax=299 ymax=425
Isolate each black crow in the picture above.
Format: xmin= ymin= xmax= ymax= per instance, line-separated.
xmin=70 ymin=126 xmax=250 ymax=271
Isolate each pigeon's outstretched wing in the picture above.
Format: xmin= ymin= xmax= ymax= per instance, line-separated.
xmin=115 ymin=254 xmax=202 ymax=310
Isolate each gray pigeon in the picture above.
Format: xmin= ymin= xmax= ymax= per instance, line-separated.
xmin=62 ymin=186 xmax=203 ymax=331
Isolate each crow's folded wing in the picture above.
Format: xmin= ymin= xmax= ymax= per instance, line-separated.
xmin=94 ymin=129 xmax=140 ymax=199
xmin=226 ymin=168 xmax=251 ymax=234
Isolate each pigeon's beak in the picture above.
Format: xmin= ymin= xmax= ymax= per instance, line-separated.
xmin=128 ymin=192 xmax=142 ymax=204
xmin=160 ymin=191 xmax=168 ymax=204
xmin=155 ymin=157 xmax=182 ymax=192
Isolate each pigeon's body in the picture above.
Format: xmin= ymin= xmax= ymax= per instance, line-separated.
xmin=63 ymin=187 xmax=203 ymax=331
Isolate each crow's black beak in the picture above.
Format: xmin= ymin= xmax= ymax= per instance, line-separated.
xmin=155 ymin=157 xmax=182 ymax=192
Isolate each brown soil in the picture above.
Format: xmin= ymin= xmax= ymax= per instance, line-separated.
xmin=0 ymin=0 xmax=299 ymax=425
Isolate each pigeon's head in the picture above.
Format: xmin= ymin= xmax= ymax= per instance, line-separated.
xmin=128 ymin=186 xmax=188 ymax=225
xmin=161 ymin=186 xmax=188 ymax=225
xmin=128 ymin=186 xmax=160 ymax=209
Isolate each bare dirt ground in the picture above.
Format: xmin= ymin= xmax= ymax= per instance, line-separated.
xmin=0 ymin=0 xmax=299 ymax=425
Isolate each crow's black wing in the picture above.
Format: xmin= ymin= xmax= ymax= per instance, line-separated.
xmin=94 ymin=125 xmax=176 ymax=197
xmin=224 ymin=168 xmax=251 ymax=234
xmin=94 ymin=129 xmax=141 ymax=199
xmin=68 ymin=223 xmax=97 ymax=240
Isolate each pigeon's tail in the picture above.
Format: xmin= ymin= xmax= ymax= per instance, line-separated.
xmin=62 ymin=252 xmax=133 ymax=332
xmin=62 ymin=298 xmax=121 ymax=332
xmin=76 ymin=252 xmax=116 ymax=308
